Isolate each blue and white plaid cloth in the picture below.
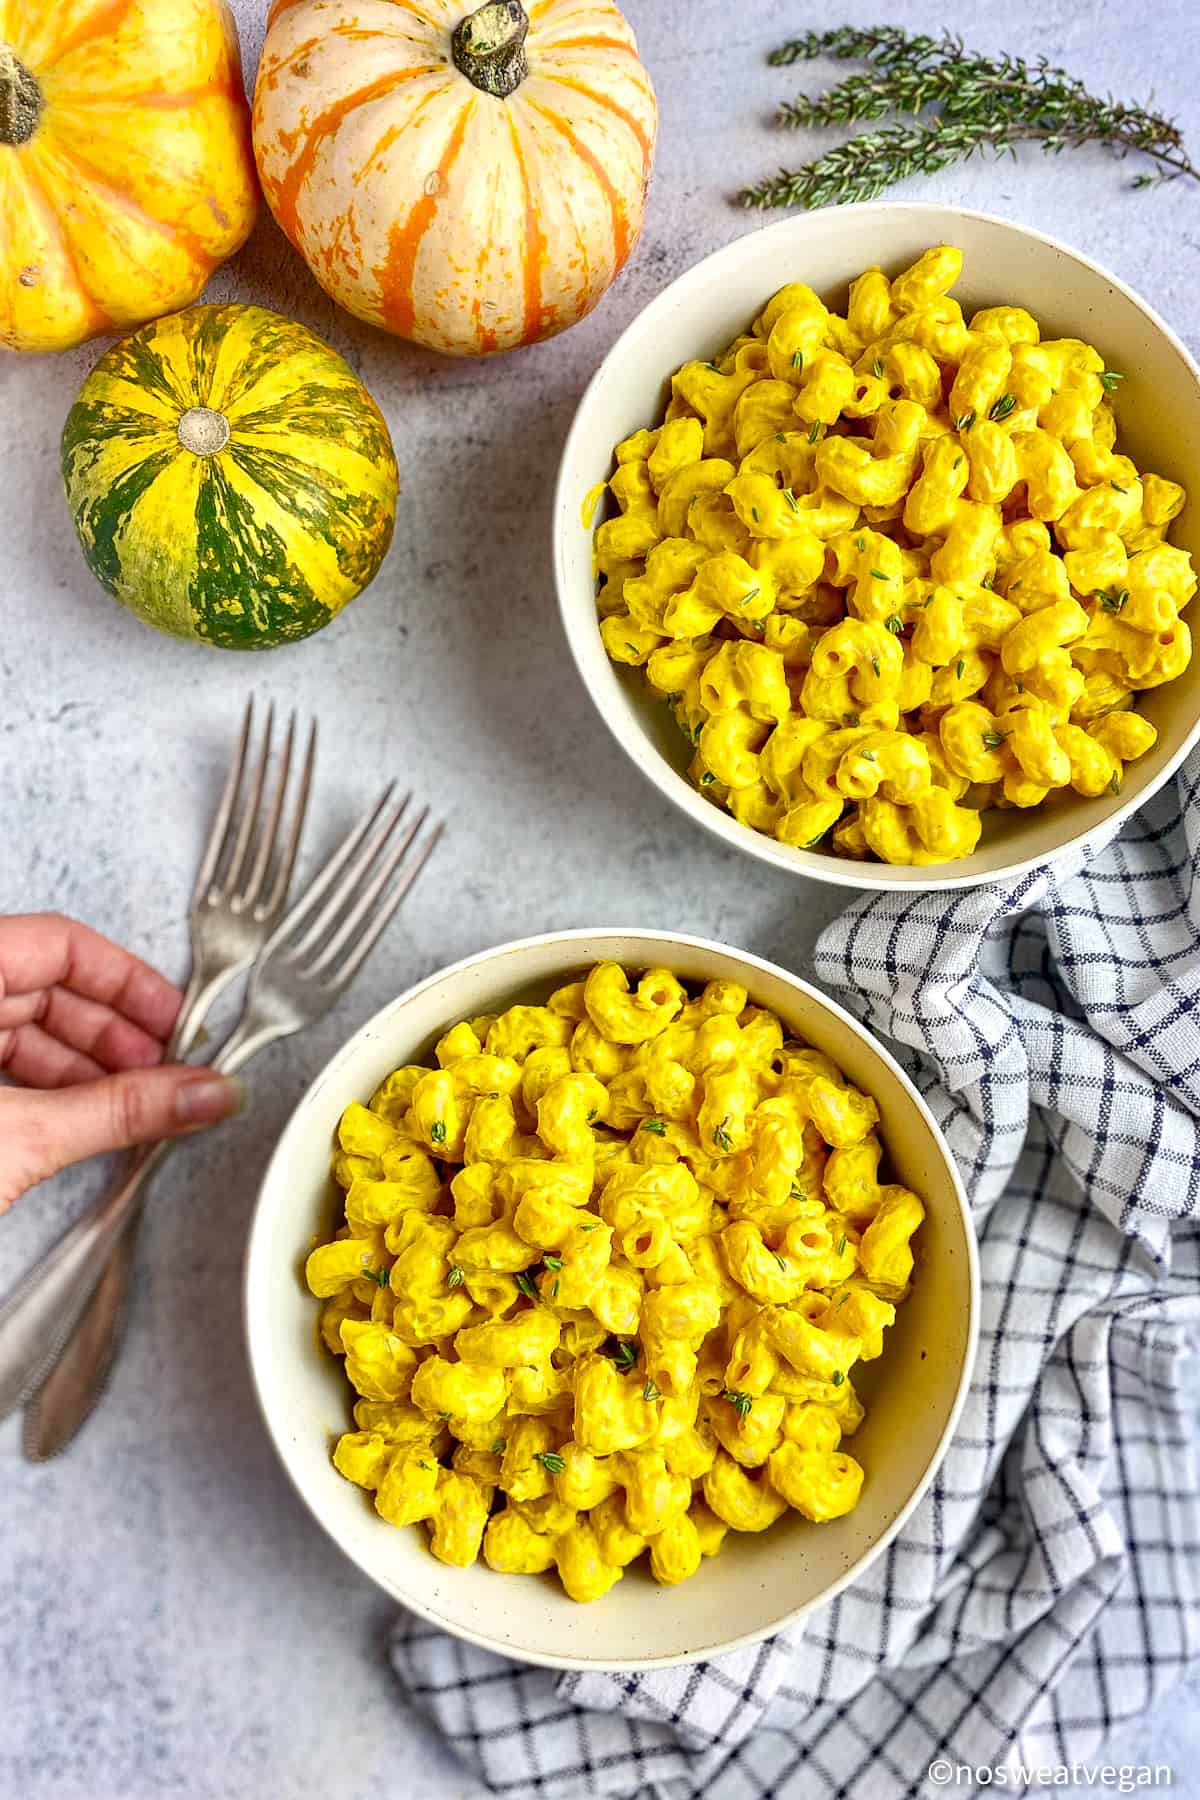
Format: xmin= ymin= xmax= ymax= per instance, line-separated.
xmin=391 ymin=753 xmax=1200 ymax=1798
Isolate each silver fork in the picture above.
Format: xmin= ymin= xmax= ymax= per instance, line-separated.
xmin=0 ymin=781 xmax=443 ymax=1430
xmin=173 ymin=696 xmax=317 ymax=1058
xmin=21 ymin=698 xmax=316 ymax=1458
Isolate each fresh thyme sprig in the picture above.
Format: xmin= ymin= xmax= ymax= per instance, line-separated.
xmin=741 ymin=27 xmax=1199 ymax=210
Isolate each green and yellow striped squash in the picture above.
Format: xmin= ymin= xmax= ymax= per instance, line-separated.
xmin=61 ymin=303 xmax=399 ymax=649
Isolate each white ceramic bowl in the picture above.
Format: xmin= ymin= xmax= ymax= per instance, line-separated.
xmin=554 ymin=204 xmax=1200 ymax=891
xmin=245 ymin=929 xmax=979 ymax=1671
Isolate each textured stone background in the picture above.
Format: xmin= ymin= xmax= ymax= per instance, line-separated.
xmin=2 ymin=2 xmax=1198 ymax=1795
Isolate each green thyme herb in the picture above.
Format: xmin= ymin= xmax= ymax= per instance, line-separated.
xmin=739 ymin=29 xmax=1199 ymax=210
xmin=491 ymin=1439 xmax=507 ymax=1455
xmin=954 ymin=410 xmax=976 ymax=433
xmin=1097 ymin=586 xmax=1129 ymax=614
xmin=792 ymin=349 xmax=805 ymax=370
xmin=723 ymin=1388 xmax=754 ymax=1419
xmin=982 ymin=730 xmax=1009 ymax=749
xmin=885 ymin=614 xmax=904 ymax=634
xmin=831 ymin=1370 xmax=846 ymax=1387
xmin=643 ymin=1379 xmax=662 ymax=1403
xmin=446 ymin=1266 xmax=465 ymax=1290
xmin=534 ymin=1451 xmax=566 ymax=1475
xmin=641 ymin=1117 xmax=667 ymax=1135
xmin=870 ymin=567 xmax=888 ymax=580
xmin=430 ymin=1120 xmax=447 ymax=1145
xmin=515 ymin=1271 xmax=540 ymax=1301
xmin=1110 ymin=770 xmax=1122 ymax=794
xmin=543 ymin=1255 xmax=563 ymax=1271
xmin=713 ymin=1117 xmax=735 ymax=1151
xmin=1100 ymin=369 xmax=1126 ymax=392
xmin=872 ymin=357 xmax=884 ymax=378
xmin=956 ymin=659 xmax=966 ymax=679
xmin=989 ymin=393 xmax=1017 ymax=422
xmin=809 ymin=421 xmax=822 ymax=443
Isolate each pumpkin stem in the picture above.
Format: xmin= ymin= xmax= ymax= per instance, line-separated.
xmin=451 ymin=1 xmax=528 ymax=99
xmin=177 ymin=407 xmax=231 ymax=457
xmin=0 ymin=43 xmax=43 ymax=147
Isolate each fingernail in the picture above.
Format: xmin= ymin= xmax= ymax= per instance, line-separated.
xmin=175 ymin=1075 xmax=246 ymax=1126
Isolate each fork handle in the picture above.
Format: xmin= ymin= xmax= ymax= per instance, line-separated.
xmin=0 ymin=1145 xmax=168 ymax=1422
xmin=0 ymin=1014 xmax=285 ymax=1429
xmin=17 ymin=959 xmax=262 ymax=1455
xmin=23 ymin=1203 xmax=144 ymax=1461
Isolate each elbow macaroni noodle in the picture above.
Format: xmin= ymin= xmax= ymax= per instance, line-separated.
xmin=592 ymin=247 xmax=1194 ymax=865
xmin=306 ymin=963 xmax=924 ymax=1602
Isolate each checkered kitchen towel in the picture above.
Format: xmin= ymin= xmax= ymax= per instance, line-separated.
xmin=391 ymin=750 xmax=1200 ymax=1798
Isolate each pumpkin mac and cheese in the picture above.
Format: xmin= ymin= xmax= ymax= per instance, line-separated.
xmin=305 ymin=962 xmax=923 ymax=1602
xmin=592 ymin=246 xmax=1194 ymax=865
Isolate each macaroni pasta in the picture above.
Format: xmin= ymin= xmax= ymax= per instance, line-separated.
xmin=306 ymin=963 xmax=923 ymax=1602
xmin=592 ymin=247 xmax=1194 ymax=865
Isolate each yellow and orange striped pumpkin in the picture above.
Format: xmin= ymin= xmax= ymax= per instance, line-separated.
xmin=0 ymin=0 xmax=258 ymax=353
xmin=252 ymin=0 xmax=657 ymax=356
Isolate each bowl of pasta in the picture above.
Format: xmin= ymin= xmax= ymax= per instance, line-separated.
xmin=245 ymin=929 xmax=978 ymax=1670
xmin=554 ymin=204 xmax=1200 ymax=887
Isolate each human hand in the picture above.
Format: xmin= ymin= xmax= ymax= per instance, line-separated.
xmin=0 ymin=913 xmax=243 ymax=1214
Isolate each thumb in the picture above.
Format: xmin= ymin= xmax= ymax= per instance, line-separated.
xmin=14 ymin=1065 xmax=245 ymax=1187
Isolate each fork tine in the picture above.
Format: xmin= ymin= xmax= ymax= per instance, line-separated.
xmin=308 ymin=806 xmax=429 ymax=979
xmin=262 ymin=718 xmax=317 ymax=917
xmin=334 ymin=822 xmax=444 ymax=989
xmin=242 ymin=710 xmax=296 ymax=909
xmin=288 ymin=793 xmax=411 ymax=965
xmin=266 ymin=784 xmax=399 ymax=954
xmin=192 ymin=696 xmax=253 ymax=907
xmin=222 ymin=701 xmax=274 ymax=896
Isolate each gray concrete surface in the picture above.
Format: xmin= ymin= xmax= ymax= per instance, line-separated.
xmin=1 ymin=0 xmax=1198 ymax=1794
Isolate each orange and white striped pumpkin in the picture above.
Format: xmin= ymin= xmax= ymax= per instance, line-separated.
xmin=252 ymin=0 xmax=657 ymax=356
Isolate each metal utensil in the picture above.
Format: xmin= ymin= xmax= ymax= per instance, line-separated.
xmin=22 ymin=697 xmax=316 ymax=1459
xmin=0 ymin=779 xmax=442 ymax=1432
xmin=173 ymin=696 xmax=317 ymax=1057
